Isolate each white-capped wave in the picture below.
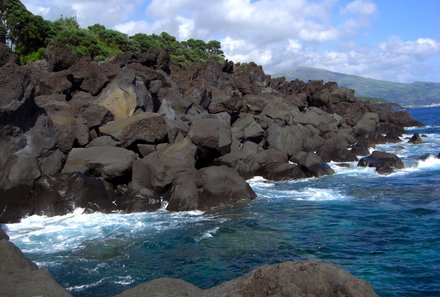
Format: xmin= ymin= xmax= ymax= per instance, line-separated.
xmin=247 ymin=176 xmax=275 ymax=188
xmin=290 ymin=187 xmax=349 ymax=201
xmin=6 ymin=207 xmax=213 ymax=254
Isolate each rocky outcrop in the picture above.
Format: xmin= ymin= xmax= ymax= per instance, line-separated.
xmin=116 ymin=260 xmax=378 ymax=297
xmin=0 ymin=239 xmax=72 ymax=297
xmin=358 ymin=151 xmax=404 ymax=174
xmin=0 ymin=225 xmax=8 ymax=240
xmin=0 ymin=45 xmax=422 ymax=222
xmin=408 ymin=133 xmax=423 ymax=144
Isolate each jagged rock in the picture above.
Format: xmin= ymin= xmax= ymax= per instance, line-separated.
xmin=0 ymin=185 xmax=33 ymax=223
xmin=132 ymin=138 xmax=197 ymax=193
xmin=0 ymin=63 xmax=42 ymax=131
xmin=354 ymin=112 xmax=380 ymax=134
xmin=69 ymin=59 xmax=109 ymax=95
xmin=358 ymin=151 xmax=404 ymax=174
xmin=330 ymin=87 xmax=356 ymax=104
xmin=38 ymin=70 xmax=72 ymax=95
xmin=78 ymin=103 xmax=114 ymax=128
xmin=255 ymin=162 xmax=309 ymax=181
xmin=291 ymin=151 xmax=335 ymax=177
xmin=114 ymin=278 xmax=203 ymax=297
xmin=45 ymin=41 xmax=78 ymax=72
xmin=32 ymin=172 xmax=116 ymax=216
xmin=232 ymin=113 xmax=265 ymax=142
xmin=166 ymin=171 xmax=200 ymax=211
xmin=97 ymin=69 xmax=147 ymax=119
xmin=62 ymin=147 xmax=137 ymax=181
xmin=205 ymin=260 xmax=378 ymax=297
xmin=0 ymin=240 xmax=73 ymax=297
xmin=99 ymin=112 xmax=167 ymax=147
xmin=39 ymin=149 xmax=65 ymax=175
xmin=408 ymin=133 xmax=423 ymax=144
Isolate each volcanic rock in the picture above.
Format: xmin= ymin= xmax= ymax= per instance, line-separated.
xmin=358 ymin=151 xmax=404 ymax=174
xmin=291 ymin=151 xmax=335 ymax=177
xmin=408 ymin=133 xmax=423 ymax=144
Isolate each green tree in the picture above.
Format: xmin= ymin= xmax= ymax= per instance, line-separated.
xmin=0 ymin=0 xmax=53 ymax=55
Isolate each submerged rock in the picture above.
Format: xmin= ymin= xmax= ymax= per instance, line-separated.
xmin=408 ymin=133 xmax=423 ymax=144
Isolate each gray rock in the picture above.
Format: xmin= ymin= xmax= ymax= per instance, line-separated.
xmin=188 ymin=117 xmax=232 ymax=155
xmin=115 ymin=278 xmax=203 ymax=297
xmin=232 ymin=113 xmax=265 ymax=142
xmin=62 ymin=147 xmax=137 ymax=180
xmin=205 ymin=260 xmax=378 ymax=297
xmin=354 ymin=112 xmax=380 ymax=134
xmin=86 ymin=136 xmax=121 ymax=148
xmin=38 ymin=70 xmax=72 ymax=95
xmin=167 ymin=171 xmax=200 ymax=211
xmin=256 ymin=162 xmax=309 ymax=181
xmin=132 ymin=138 xmax=197 ymax=193
xmin=266 ymin=124 xmax=302 ymax=157
xmin=358 ymin=151 xmax=404 ymax=175
xmin=99 ymin=112 xmax=167 ymax=147
xmin=45 ymin=41 xmax=78 ymax=72
xmin=291 ymin=151 xmax=335 ymax=177
xmin=0 ymin=226 xmax=8 ymax=240
xmin=408 ymin=133 xmax=423 ymax=144
xmin=0 ymin=240 xmax=72 ymax=297
xmin=114 ymin=186 xmax=161 ymax=213
xmin=38 ymin=149 xmax=65 ymax=175
xmin=78 ymin=103 xmax=114 ymax=129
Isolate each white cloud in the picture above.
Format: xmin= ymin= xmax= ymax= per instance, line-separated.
xmin=342 ymin=0 xmax=377 ymax=16
xmin=379 ymin=37 xmax=439 ymax=57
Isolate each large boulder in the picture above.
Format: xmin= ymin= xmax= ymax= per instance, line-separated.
xmin=168 ymin=166 xmax=256 ymax=211
xmin=188 ymin=116 xmax=232 ymax=155
xmin=358 ymin=151 xmax=404 ymax=174
xmin=114 ymin=186 xmax=161 ymax=213
xmin=266 ymin=124 xmax=302 ymax=157
xmin=38 ymin=70 xmax=72 ymax=95
xmin=99 ymin=112 xmax=167 ymax=147
xmin=205 ymin=260 xmax=378 ymax=297
xmin=45 ymin=41 xmax=78 ymax=72
xmin=0 ymin=240 xmax=72 ymax=297
xmin=232 ymin=113 xmax=265 ymax=142
xmin=353 ymin=112 xmax=380 ymax=135
xmin=408 ymin=133 xmax=423 ymax=144
xmin=69 ymin=59 xmax=109 ymax=95
xmin=32 ymin=172 xmax=116 ymax=216
xmin=132 ymin=138 xmax=197 ymax=193
xmin=0 ymin=43 xmax=18 ymax=66
xmin=62 ymin=147 xmax=137 ymax=181
xmin=114 ymin=278 xmax=203 ymax=297
xmin=291 ymin=151 xmax=335 ymax=177
xmin=255 ymin=162 xmax=309 ymax=181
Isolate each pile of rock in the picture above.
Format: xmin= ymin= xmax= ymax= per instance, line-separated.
xmin=0 ymin=42 xmax=422 ymax=223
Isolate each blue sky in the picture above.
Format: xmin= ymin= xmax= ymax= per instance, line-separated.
xmin=23 ymin=0 xmax=440 ymax=83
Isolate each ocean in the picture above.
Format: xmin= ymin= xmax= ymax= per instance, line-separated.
xmin=4 ymin=106 xmax=440 ymax=297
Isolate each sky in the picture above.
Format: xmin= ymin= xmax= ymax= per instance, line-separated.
xmin=22 ymin=0 xmax=440 ymax=83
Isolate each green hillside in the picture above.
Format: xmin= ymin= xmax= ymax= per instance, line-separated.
xmin=282 ymin=67 xmax=440 ymax=107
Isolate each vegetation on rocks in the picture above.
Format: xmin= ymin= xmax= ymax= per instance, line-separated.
xmin=1 ymin=0 xmax=224 ymax=65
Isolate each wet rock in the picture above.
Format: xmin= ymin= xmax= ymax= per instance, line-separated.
xmin=0 ymin=239 xmax=72 ymax=297
xmin=99 ymin=112 xmax=167 ymax=147
xmin=358 ymin=151 xmax=404 ymax=174
xmin=408 ymin=133 xmax=423 ymax=144
xmin=255 ymin=162 xmax=309 ymax=181
xmin=291 ymin=151 xmax=335 ymax=177
xmin=0 ymin=225 xmax=9 ymax=240
xmin=32 ymin=173 xmax=116 ymax=216
xmin=114 ymin=186 xmax=161 ymax=213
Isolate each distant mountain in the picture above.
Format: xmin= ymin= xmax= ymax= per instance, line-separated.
xmin=281 ymin=67 xmax=440 ymax=106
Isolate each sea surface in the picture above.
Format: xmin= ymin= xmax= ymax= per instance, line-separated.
xmin=4 ymin=106 xmax=440 ymax=297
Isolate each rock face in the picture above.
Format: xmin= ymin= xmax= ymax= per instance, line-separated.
xmin=0 ymin=239 xmax=72 ymax=297
xmin=116 ymin=260 xmax=378 ymax=297
xmin=0 ymin=45 xmax=422 ymax=222
xmin=358 ymin=151 xmax=404 ymax=174
xmin=0 ymin=225 xmax=8 ymax=240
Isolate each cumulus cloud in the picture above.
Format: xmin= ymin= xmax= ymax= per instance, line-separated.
xmin=342 ymin=0 xmax=377 ymax=16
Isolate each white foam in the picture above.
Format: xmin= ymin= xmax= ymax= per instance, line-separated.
xmin=290 ymin=187 xmax=349 ymax=201
xmin=247 ymin=176 xmax=275 ymax=188
xmin=195 ymin=226 xmax=220 ymax=241
xmin=6 ymin=208 xmax=212 ymax=254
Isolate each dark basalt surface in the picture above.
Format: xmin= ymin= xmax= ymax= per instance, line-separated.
xmin=0 ymin=43 xmax=422 ymax=223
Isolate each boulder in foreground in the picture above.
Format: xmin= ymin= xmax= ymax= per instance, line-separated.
xmin=116 ymin=260 xmax=378 ymax=297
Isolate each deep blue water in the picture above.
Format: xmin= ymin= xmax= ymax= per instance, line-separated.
xmin=4 ymin=106 xmax=440 ymax=297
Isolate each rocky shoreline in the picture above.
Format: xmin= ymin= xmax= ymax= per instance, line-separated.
xmin=0 ymin=42 xmax=422 ymax=223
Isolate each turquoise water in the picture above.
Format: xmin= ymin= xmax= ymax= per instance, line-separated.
xmin=4 ymin=106 xmax=440 ymax=297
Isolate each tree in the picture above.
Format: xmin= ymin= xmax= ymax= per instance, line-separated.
xmin=1 ymin=0 xmax=53 ymax=54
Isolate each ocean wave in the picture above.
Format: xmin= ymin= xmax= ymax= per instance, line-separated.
xmin=289 ymin=187 xmax=349 ymax=201
xmin=247 ymin=176 xmax=276 ymax=188
xmin=195 ymin=226 xmax=220 ymax=241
